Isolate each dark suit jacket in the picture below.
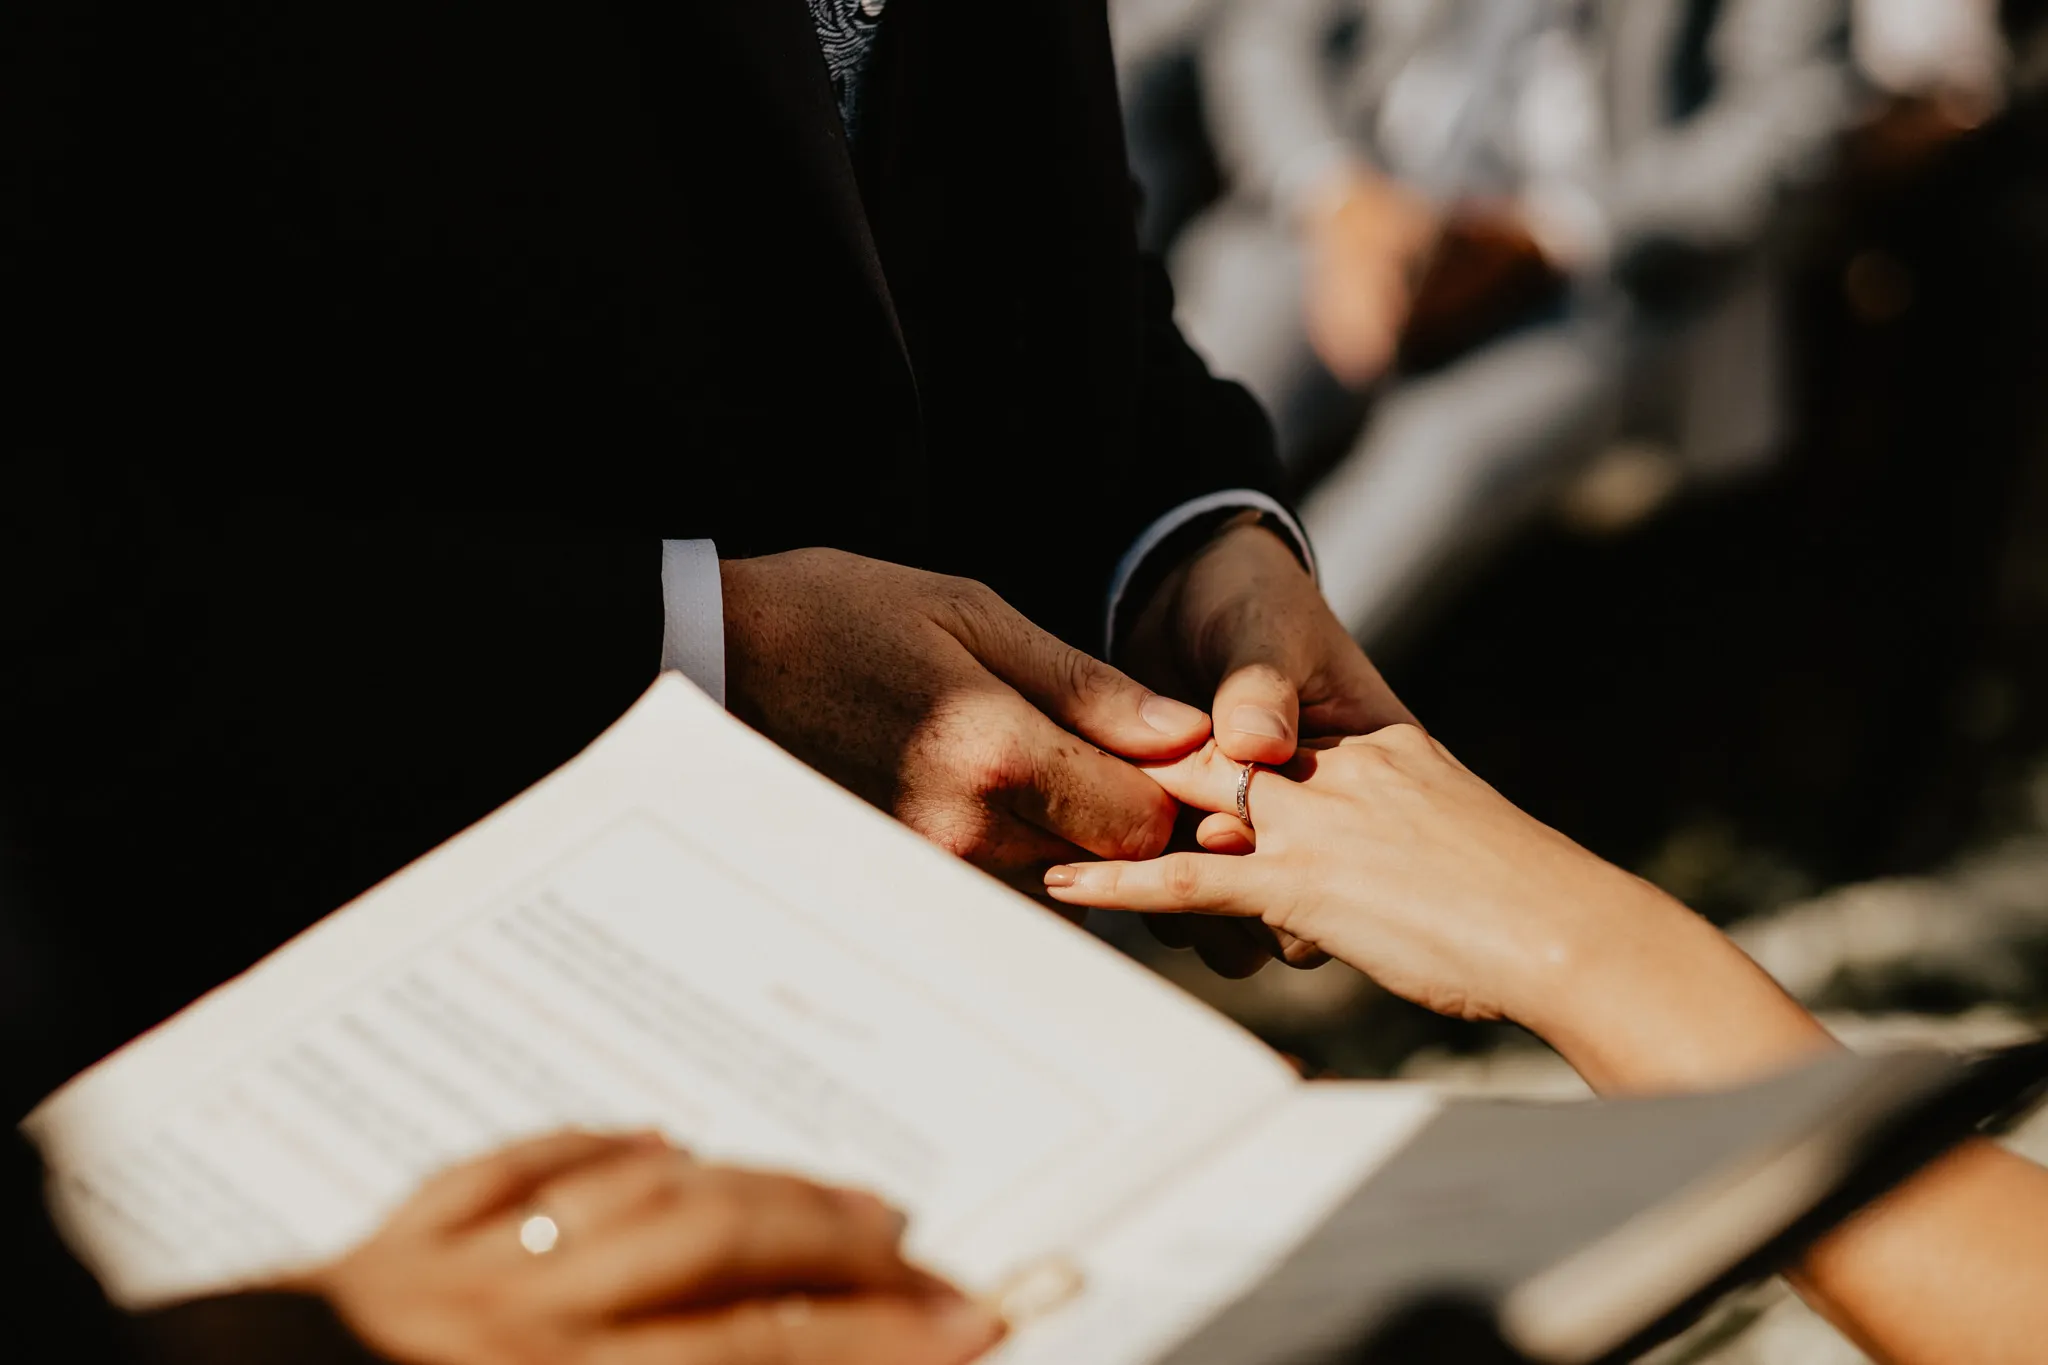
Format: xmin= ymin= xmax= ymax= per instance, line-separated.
xmin=0 ymin=0 xmax=1281 ymax=1097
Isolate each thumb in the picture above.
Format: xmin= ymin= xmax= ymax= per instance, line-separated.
xmin=946 ymin=585 xmax=1210 ymax=759
xmin=1212 ymin=661 xmax=1301 ymax=766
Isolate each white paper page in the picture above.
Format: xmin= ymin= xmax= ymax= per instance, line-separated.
xmin=27 ymin=676 xmax=1295 ymax=1306
xmin=993 ymin=1083 xmax=1442 ymax=1365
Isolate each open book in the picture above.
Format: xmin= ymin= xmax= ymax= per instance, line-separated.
xmin=26 ymin=678 xmax=2047 ymax=1364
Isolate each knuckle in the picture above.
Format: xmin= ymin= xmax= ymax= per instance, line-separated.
xmin=1375 ymin=721 xmax=1430 ymax=754
xmin=899 ymin=794 xmax=998 ymax=861
xmin=1055 ymin=645 xmax=1118 ymax=706
xmin=919 ymin=695 xmax=1034 ymax=788
xmin=960 ymin=726 xmax=1035 ymax=796
xmin=1162 ymin=855 xmax=1205 ymax=901
xmin=1343 ymin=736 xmax=1396 ymax=770
xmin=938 ymin=575 xmax=1006 ymax=628
xmin=1245 ymin=660 xmax=1293 ymax=691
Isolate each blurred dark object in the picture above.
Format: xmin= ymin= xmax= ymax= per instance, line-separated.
xmin=1400 ymin=211 xmax=1569 ymax=375
xmin=1385 ymin=91 xmax=2048 ymax=918
xmin=1124 ymin=50 xmax=1224 ymax=255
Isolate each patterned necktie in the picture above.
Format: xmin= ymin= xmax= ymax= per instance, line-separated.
xmin=807 ymin=0 xmax=890 ymax=135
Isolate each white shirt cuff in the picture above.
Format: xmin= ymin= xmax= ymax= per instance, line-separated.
xmin=1103 ymin=490 xmax=1317 ymax=655
xmin=660 ymin=539 xmax=726 ymax=706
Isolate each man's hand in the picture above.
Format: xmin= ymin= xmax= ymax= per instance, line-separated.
xmin=722 ymin=549 xmax=1212 ymax=873
xmin=1121 ymin=519 xmax=1416 ymax=974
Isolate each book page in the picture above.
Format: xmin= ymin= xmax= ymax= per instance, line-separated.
xmin=995 ymin=1083 xmax=1441 ymax=1365
xmin=26 ymin=676 xmax=1295 ymax=1307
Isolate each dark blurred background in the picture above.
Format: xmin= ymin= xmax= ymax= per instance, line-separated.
xmin=1100 ymin=0 xmax=2048 ymax=1096
xmin=1102 ymin=11 xmax=2048 ymax=1348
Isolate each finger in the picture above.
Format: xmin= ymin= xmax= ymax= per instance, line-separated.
xmin=1140 ymin=741 xmax=1302 ymax=822
xmin=1212 ymin=661 xmax=1301 ymax=767
xmin=1190 ymin=917 xmax=1283 ymax=979
xmin=586 ymin=1293 xmax=1005 ymax=1365
xmin=1195 ymin=811 xmax=1255 ymax=854
xmin=390 ymin=1130 xmax=668 ymax=1234
xmin=523 ymin=1144 xmax=703 ymax=1245
xmin=1043 ymin=853 xmax=1256 ymax=916
xmin=1145 ymin=913 xmax=1195 ymax=950
xmin=542 ymin=1170 xmax=921 ymax=1317
xmin=945 ymin=585 xmax=1209 ymax=759
xmin=1275 ymin=933 xmax=1332 ymax=970
xmin=963 ymin=811 xmax=1093 ymax=875
xmin=1003 ymin=706 xmax=1183 ymax=863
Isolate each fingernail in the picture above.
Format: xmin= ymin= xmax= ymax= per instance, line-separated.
xmin=1228 ymin=705 xmax=1290 ymax=741
xmin=1043 ymin=866 xmax=1078 ymax=888
xmin=932 ymin=1300 xmax=1006 ymax=1350
xmin=1140 ymin=693 xmax=1206 ymax=735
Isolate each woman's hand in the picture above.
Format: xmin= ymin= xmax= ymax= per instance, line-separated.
xmin=1051 ymin=734 xmax=2048 ymax=1365
xmin=296 ymin=1130 xmax=1003 ymax=1365
xmin=1044 ymin=728 xmax=1832 ymax=1093
xmin=1045 ymin=727 xmax=1648 ymax=1026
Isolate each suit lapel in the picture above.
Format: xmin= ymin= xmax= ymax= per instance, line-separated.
xmin=612 ymin=0 xmax=912 ymax=372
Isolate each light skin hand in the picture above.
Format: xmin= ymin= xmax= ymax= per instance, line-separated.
xmin=722 ymin=549 xmax=1210 ymax=874
xmin=1046 ymin=734 xmax=2048 ymax=1365
xmin=1041 ymin=730 xmax=1830 ymax=1090
xmin=297 ymin=1130 xmax=1003 ymax=1365
xmin=1119 ymin=520 xmax=1415 ymax=974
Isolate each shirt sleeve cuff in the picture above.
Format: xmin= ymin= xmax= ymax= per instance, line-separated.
xmin=660 ymin=539 xmax=726 ymax=706
xmin=1104 ymin=490 xmax=1317 ymax=656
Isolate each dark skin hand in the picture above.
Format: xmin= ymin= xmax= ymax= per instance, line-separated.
xmin=722 ymin=550 xmax=1212 ymax=874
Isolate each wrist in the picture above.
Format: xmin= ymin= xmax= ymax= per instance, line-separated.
xmin=1509 ymin=872 xmax=1836 ymax=1094
xmin=1117 ymin=510 xmax=1307 ymax=664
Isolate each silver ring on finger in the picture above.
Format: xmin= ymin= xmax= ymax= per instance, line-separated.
xmin=518 ymin=1209 xmax=563 ymax=1256
xmin=1235 ymin=761 xmax=1259 ymax=825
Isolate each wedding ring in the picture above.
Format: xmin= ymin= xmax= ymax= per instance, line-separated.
xmin=518 ymin=1211 xmax=562 ymax=1256
xmin=1235 ymin=761 xmax=1257 ymax=824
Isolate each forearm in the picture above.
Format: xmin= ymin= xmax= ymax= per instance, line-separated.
xmin=1517 ymin=874 xmax=1838 ymax=1095
xmin=1521 ymin=876 xmax=2048 ymax=1365
xmin=1792 ymin=1142 xmax=2048 ymax=1365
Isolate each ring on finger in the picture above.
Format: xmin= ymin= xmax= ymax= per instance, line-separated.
xmin=518 ymin=1209 xmax=563 ymax=1256
xmin=1235 ymin=761 xmax=1259 ymax=825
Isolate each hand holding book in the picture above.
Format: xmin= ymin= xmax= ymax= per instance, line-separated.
xmin=292 ymin=1129 xmax=1002 ymax=1365
xmin=25 ymin=682 xmax=2045 ymax=1365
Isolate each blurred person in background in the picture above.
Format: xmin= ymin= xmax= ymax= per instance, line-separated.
xmin=1159 ymin=0 xmax=2010 ymax=642
xmin=1045 ymin=733 xmax=2048 ymax=1365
